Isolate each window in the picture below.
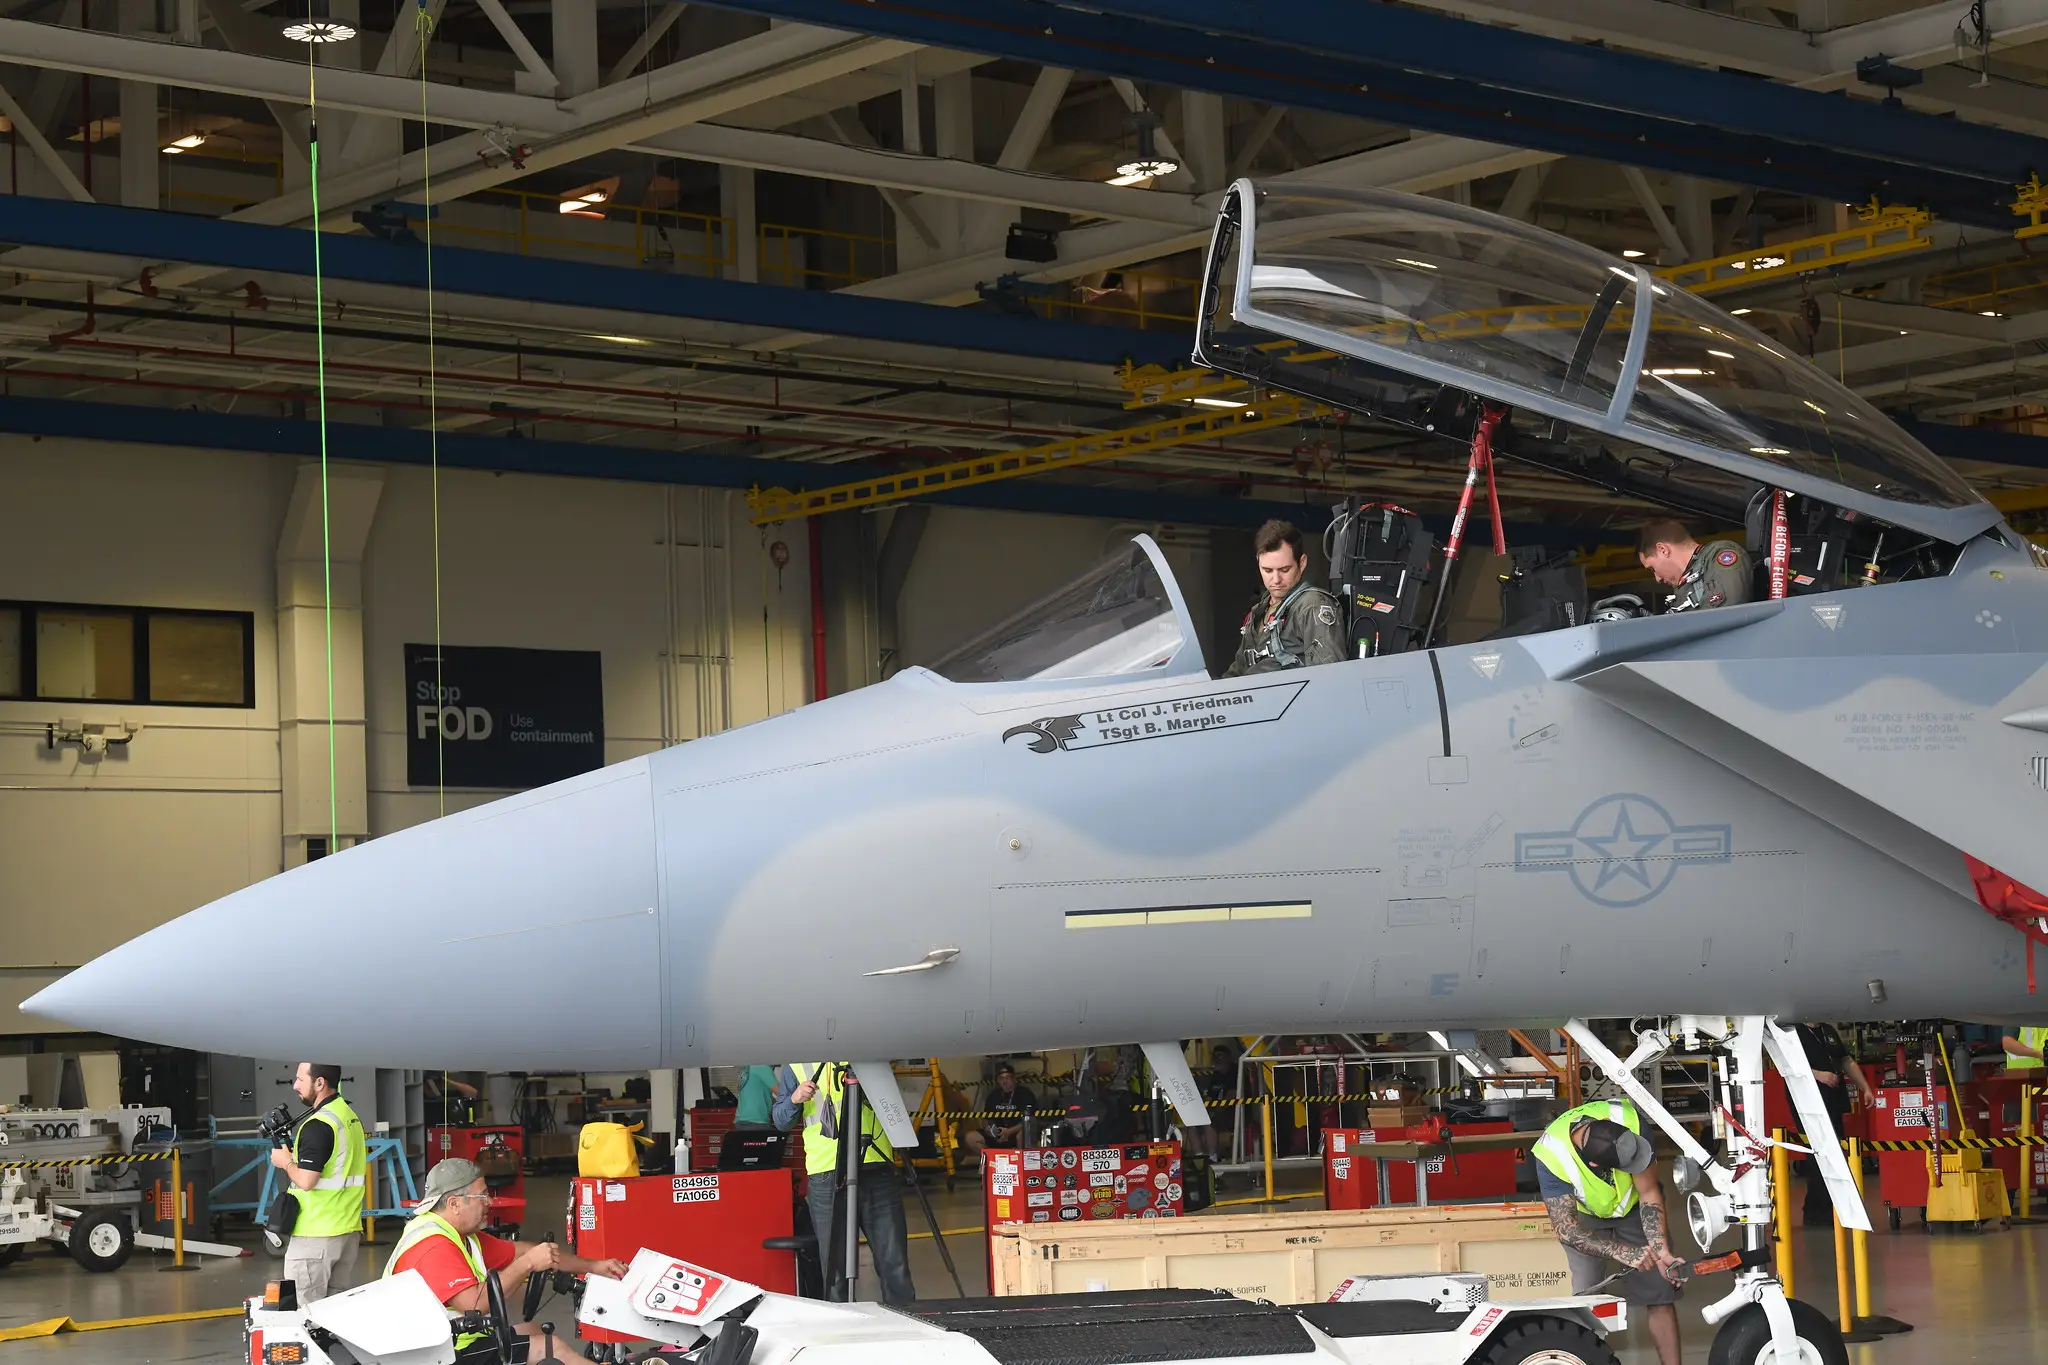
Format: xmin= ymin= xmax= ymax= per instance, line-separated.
xmin=148 ymin=613 xmax=248 ymax=705
xmin=0 ymin=602 xmax=254 ymax=707
xmin=37 ymin=608 xmax=136 ymax=701
xmin=0 ymin=608 xmax=18 ymax=697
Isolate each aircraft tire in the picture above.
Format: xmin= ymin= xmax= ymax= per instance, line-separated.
xmin=0 ymin=1240 xmax=26 ymax=1268
xmin=68 ymin=1209 xmax=133 ymax=1272
xmin=1474 ymin=1316 xmax=1618 ymax=1365
xmin=1705 ymin=1299 xmax=1849 ymax=1365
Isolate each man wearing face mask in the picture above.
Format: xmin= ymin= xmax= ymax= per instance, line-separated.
xmin=1533 ymin=1099 xmax=1685 ymax=1365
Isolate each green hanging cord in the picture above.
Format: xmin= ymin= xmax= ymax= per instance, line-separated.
xmin=307 ymin=42 xmax=340 ymax=858
xmin=417 ymin=0 xmax=446 ymax=818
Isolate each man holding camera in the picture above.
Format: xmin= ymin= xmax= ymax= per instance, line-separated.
xmin=269 ymin=1062 xmax=366 ymax=1300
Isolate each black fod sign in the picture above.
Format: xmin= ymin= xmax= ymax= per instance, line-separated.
xmin=405 ymin=645 xmax=605 ymax=789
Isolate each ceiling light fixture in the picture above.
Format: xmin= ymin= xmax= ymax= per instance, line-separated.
xmin=1982 ymin=309 xmax=2002 ymax=317
xmin=1111 ymin=110 xmax=1176 ymax=185
xmin=558 ymin=176 xmax=620 ymax=217
xmin=1649 ymin=367 xmax=1710 ymax=376
xmin=282 ymin=0 xmax=355 ymax=42
xmin=584 ymin=334 xmax=651 ymax=346
xmin=1190 ymin=397 xmax=1247 ymax=408
xmin=1621 ymin=248 xmax=1646 ymax=259
xmin=1729 ymin=307 xmax=1754 ymax=315
xmin=161 ymin=132 xmax=206 ymax=154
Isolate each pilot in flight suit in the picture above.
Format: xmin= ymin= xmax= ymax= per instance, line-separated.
xmin=1637 ymin=518 xmax=1753 ymax=614
xmin=1226 ymin=519 xmax=1346 ymax=676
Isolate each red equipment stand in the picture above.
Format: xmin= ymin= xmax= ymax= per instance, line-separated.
xmin=1322 ymin=1123 xmax=1518 ymax=1209
xmin=568 ymin=1170 xmax=798 ymax=1344
xmin=1964 ymin=1075 xmax=2047 ymax=1205
xmin=982 ymin=1142 xmax=1185 ymax=1291
xmin=429 ymin=1125 xmax=527 ymax=1234
xmin=1868 ymin=1084 xmax=1953 ymax=1226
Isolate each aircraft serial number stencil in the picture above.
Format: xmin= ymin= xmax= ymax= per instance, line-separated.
xmin=1002 ymin=680 xmax=1307 ymax=754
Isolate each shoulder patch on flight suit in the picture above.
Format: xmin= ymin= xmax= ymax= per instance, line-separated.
xmin=1716 ymin=549 xmax=1740 ymax=567
xmin=1707 ymin=592 xmax=1724 ymax=605
xmin=1316 ymin=603 xmax=1339 ymax=626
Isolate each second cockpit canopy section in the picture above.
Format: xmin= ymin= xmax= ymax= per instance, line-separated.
xmin=927 ymin=535 xmax=1205 ymax=684
xmin=1195 ymin=180 xmax=1997 ymax=547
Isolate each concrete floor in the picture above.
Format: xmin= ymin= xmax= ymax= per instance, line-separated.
xmin=1 ymin=1171 xmax=2039 ymax=1364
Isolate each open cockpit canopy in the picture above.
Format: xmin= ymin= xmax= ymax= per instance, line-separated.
xmin=1194 ymin=181 xmax=1998 ymax=545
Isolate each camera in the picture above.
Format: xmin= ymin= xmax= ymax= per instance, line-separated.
xmin=257 ymin=1103 xmax=299 ymax=1148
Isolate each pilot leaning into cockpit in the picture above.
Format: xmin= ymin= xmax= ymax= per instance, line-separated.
xmin=1636 ymin=518 xmax=1753 ymax=614
xmin=1225 ymin=519 xmax=1346 ymax=676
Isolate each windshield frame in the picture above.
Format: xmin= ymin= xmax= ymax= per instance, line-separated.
xmin=1195 ymin=179 xmax=2000 ymax=546
xmin=921 ymin=533 xmax=1208 ymax=686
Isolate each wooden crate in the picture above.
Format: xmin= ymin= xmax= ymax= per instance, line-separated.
xmin=990 ymin=1202 xmax=1568 ymax=1304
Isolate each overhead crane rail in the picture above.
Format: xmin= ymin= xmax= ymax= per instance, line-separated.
xmin=746 ymin=393 xmax=1330 ymax=525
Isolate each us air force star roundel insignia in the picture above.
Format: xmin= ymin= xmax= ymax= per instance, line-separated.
xmin=1513 ymin=793 xmax=1732 ymax=907
xmin=1316 ymin=603 xmax=1339 ymax=626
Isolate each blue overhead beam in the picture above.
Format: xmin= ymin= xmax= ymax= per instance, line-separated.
xmin=697 ymin=0 xmax=2044 ymax=227
xmin=0 ymin=394 xmax=1319 ymax=529
xmin=1897 ymin=417 xmax=2048 ymax=473
xmin=0 ymin=196 xmax=1190 ymax=370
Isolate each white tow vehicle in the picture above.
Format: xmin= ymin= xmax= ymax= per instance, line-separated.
xmin=245 ymin=1249 xmax=1628 ymax=1365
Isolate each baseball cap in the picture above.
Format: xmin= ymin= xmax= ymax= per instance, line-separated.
xmin=414 ymin=1158 xmax=483 ymax=1215
xmin=1610 ymin=1130 xmax=1654 ymax=1175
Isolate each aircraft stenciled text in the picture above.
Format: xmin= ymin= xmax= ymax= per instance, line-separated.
xmin=1001 ymin=680 xmax=1307 ymax=754
xmin=1834 ymin=709 xmax=1974 ymax=755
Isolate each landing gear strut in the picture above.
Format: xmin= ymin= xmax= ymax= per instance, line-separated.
xmin=1564 ymin=1016 xmax=1861 ymax=1365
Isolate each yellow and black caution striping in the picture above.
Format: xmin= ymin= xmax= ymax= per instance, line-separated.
xmin=1856 ymin=1135 xmax=2048 ymax=1153
xmin=939 ymin=1091 xmax=1463 ymax=1121
xmin=0 ymin=1151 xmax=175 ymax=1171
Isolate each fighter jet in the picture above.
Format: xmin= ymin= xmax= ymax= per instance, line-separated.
xmin=28 ymin=177 xmax=2045 ymax=1358
xmin=26 ymin=178 xmax=2046 ymax=1064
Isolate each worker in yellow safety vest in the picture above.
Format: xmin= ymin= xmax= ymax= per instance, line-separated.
xmin=1534 ymin=1098 xmax=1685 ymax=1365
xmin=269 ymin=1063 xmax=367 ymax=1300
xmin=2003 ymin=1025 xmax=2048 ymax=1072
xmin=384 ymin=1158 xmax=625 ymax=1364
xmin=773 ymin=1063 xmax=916 ymax=1304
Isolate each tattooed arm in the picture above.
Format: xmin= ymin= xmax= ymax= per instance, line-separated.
xmin=1633 ymin=1169 xmax=1687 ymax=1281
xmin=1542 ymin=1193 xmax=1653 ymax=1270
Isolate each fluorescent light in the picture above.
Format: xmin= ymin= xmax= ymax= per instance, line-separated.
xmin=1191 ymin=397 xmax=1247 ymax=408
xmin=559 ymin=189 xmax=609 ymax=215
xmin=162 ymin=133 xmax=206 ymax=153
xmin=1621 ymin=249 xmax=1646 ymax=259
xmin=1649 ymin=367 xmax=1710 ymax=376
xmin=1394 ymin=257 xmax=1438 ymax=270
xmin=1707 ymin=349 xmax=1734 ymax=359
xmin=584 ymin=334 xmax=651 ymax=346
xmin=1982 ymin=310 xmax=2002 ymax=317
xmin=1105 ymin=170 xmax=1153 ymax=186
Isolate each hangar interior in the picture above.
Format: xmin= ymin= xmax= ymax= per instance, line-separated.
xmin=4 ymin=0 xmax=2048 ymax=1362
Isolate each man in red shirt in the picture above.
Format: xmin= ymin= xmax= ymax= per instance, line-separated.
xmin=385 ymin=1159 xmax=626 ymax=1362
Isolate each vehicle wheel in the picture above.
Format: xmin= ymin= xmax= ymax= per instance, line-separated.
xmin=1887 ymin=1207 xmax=1900 ymax=1231
xmin=1706 ymin=1299 xmax=1849 ymax=1365
xmin=69 ymin=1210 xmax=134 ymax=1272
xmin=262 ymin=1226 xmax=287 ymax=1258
xmin=1475 ymin=1317 xmax=1620 ymax=1365
xmin=0 ymin=1241 xmax=26 ymax=1269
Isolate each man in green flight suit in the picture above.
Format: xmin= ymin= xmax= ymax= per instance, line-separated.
xmin=1225 ymin=519 xmax=1345 ymax=676
xmin=1637 ymin=518 xmax=1753 ymax=614
xmin=1534 ymin=1098 xmax=1686 ymax=1365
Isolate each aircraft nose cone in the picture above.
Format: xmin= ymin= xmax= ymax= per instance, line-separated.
xmin=22 ymin=759 xmax=665 ymax=1070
